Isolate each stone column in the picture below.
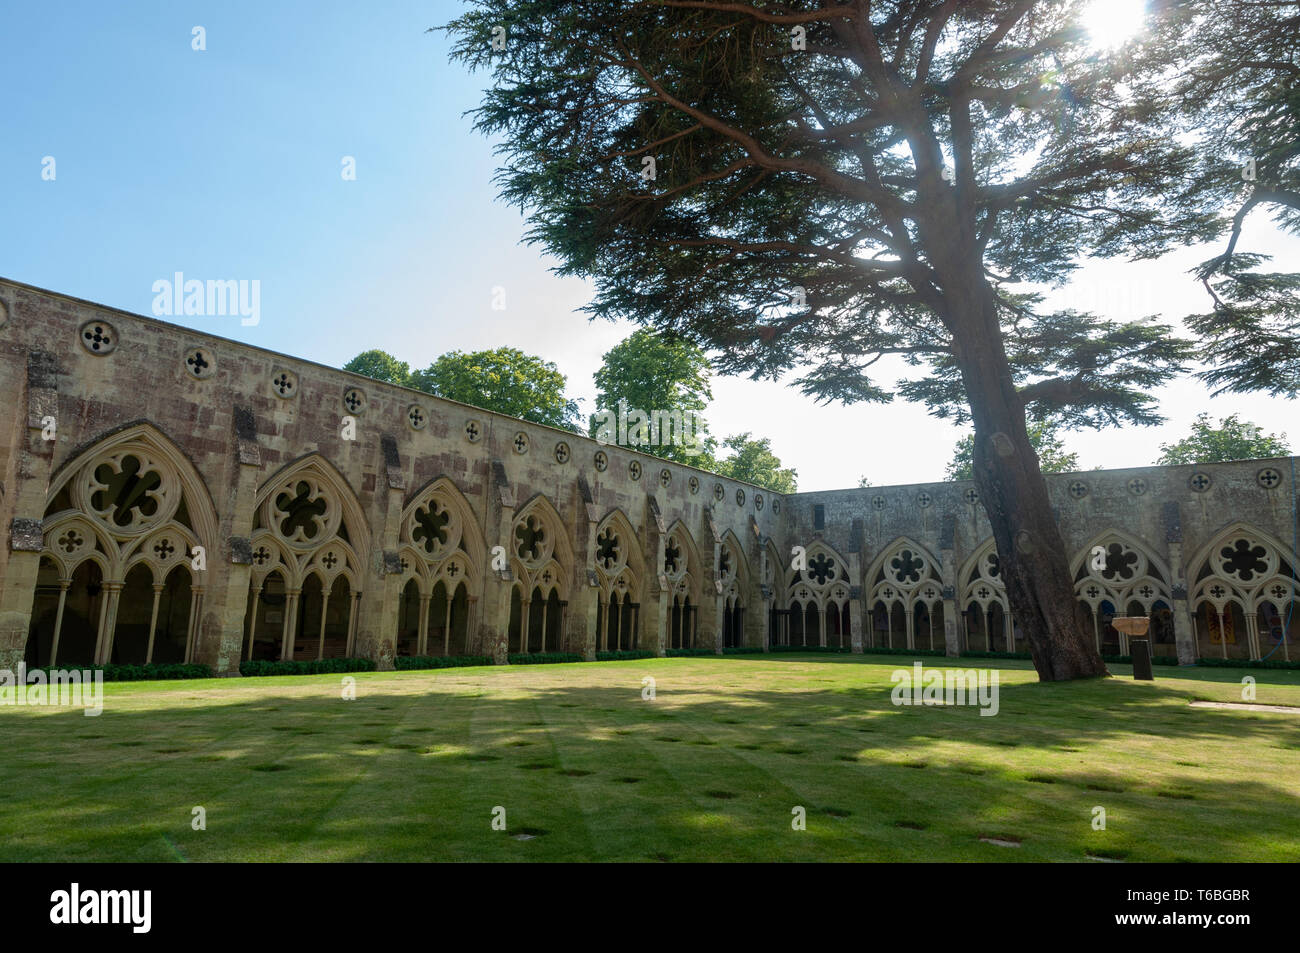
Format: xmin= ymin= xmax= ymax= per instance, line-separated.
xmin=198 ymin=405 xmax=261 ymax=676
xmin=481 ymin=461 xmax=515 ymax=664
xmin=0 ymin=351 xmax=60 ymax=672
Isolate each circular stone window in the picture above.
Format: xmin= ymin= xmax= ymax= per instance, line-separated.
xmin=713 ymin=483 xmax=724 ymax=502
xmin=79 ymin=320 xmax=118 ymax=355
xmin=407 ymin=404 xmax=428 ymax=431
xmin=1188 ymin=472 xmax=1211 ymax=493
xmin=629 ymin=460 xmax=642 ymax=481
xmin=512 ymin=431 xmax=530 ymax=455
xmin=342 ymin=387 xmax=367 ymax=415
xmin=772 ymin=498 xmax=781 ymax=514
xmin=688 ymin=476 xmax=699 ymax=495
xmin=755 ymin=493 xmax=764 ymax=510
xmin=1127 ymin=477 xmax=1148 ymax=496
xmin=1068 ymin=480 xmax=1089 ymax=499
xmin=594 ymin=450 xmax=608 ymax=471
xmin=871 ymin=495 xmax=885 ymax=511
xmin=554 ymin=442 xmax=571 ymax=464
xmin=270 ymin=368 xmax=298 ymax=399
xmin=1257 ymin=467 xmax=1283 ymax=490
xmin=184 ymin=347 xmax=215 ymax=380
xmin=465 ymin=419 xmax=483 ymax=443
xmin=660 ymin=468 xmax=671 ymax=488
xmin=735 ymin=487 xmax=746 ymax=506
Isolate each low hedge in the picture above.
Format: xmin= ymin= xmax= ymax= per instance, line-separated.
xmin=1196 ymin=656 xmax=1300 ymax=670
xmin=394 ymin=655 xmax=493 ymax=670
xmin=239 ymin=658 xmax=376 ymax=677
xmin=595 ymin=650 xmax=657 ymax=661
xmin=859 ymin=646 xmax=946 ymax=657
xmin=770 ymin=644 xmax=852 ymax=654
xmin=26 ymin=662 xmax=212 ymax=682
xmin=665 ymin=647 xmax=718 ymax=657
xmin=507 ymin=652 xmax=584 ymax=665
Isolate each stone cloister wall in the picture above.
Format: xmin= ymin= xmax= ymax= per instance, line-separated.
xmin=1 ymin=277 xmax=1297 ymax=673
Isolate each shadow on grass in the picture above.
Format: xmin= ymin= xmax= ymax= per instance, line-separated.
xmin=3 ymin=654 xmax=1299 ymax=862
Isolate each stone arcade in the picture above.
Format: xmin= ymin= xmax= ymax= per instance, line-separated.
xmin=1 ymin=278 xmax=1297 ymax=673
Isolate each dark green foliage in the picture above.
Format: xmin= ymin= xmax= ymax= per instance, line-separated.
xmin=443 ymin=0 xmax=1210 ymax=426
xmin=410 ymin=347 xmax=583 ymax=431
xmin=394 ymin=655 xmax=494 ymax=670
xmin=507 ymin=652 xmax=585 ymax=665
xmin=595 ymin=649 xmax=657 ymax=660
xmin=769 ymin=645 xmax=851 ymax=654
xmin=26 ymin=663 xmax=212 ymax=682
xmin=1155 ymin=413 xmax=1290 ymax=466
xmin=1197 ymin=656 xmax=1300 ymax=671
xmin=1172 ymin=1 xmax=1300 ymax=395
xmin=342 ymin=349 xmax=411 ymax=387
xmin=239 ymin=658 xmax=377 ymax=677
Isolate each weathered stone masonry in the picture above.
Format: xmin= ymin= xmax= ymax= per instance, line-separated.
xmin=1 ymin=277 xmax=1297 ymax=674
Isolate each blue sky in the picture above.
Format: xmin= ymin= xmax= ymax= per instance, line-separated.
xmin=3 ymin=1 xmax=1296 ymax=490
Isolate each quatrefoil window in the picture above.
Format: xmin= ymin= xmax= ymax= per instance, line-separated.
xmin=515 ymin=516 xmax=546 ymax=561
xmin=596 ymin=528 xmax=621 ymax=571
xmin=1098 ymin=543 xmax=1139 ymax=581
xmin=91 ymin=456 xmax=162 ymax=528
xmin=664 ymin=539 xmax=682 ymax=575
xmin=413 ymin=502 xmax=450 ymax=554
xmin=57 ymin=529 xmax=84 ymax=553
xmin=891 ymin=549 xmax=925 ymax=585
xmin=808 ymin=552 xmax=836 ymax=585
xmin=274 ymin=481 xmax=327 ymax=540
xmin=1220 ymin=539 xmax=1269 ymax=582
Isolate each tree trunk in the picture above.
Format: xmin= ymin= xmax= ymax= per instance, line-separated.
xmin=951 ymin=291 xmax=1109 ymax=682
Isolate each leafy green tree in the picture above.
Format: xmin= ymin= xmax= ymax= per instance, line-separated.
xmin=1173 ymin=0 xmax=1300 ymax=396
xmin=591 ymin=328 xmax=717 ymax=463
xmin=343 ymin=349 xmax=411 ymax=387
xmin=947 ymin=420 xmax=1078 ymax=481
xmin=1156 ymin=413 xmax=1290 ymax=466
xmin=714 ymin=433 xmax=797 ymax=493
xmin=411 ymin=347 xmax=582 ymax=430
xmin=445 ymin=0 xmax=1219 ymax=679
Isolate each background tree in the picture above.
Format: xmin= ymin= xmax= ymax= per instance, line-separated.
xmin=411 ymin=346 xmax=583 ymax=430
xmin=714 ymin=433 xmax=798 ymax=493
xmin=446 ymin=0 xmax=1217 ymax=679
xmin=592 ymin=328 xmax=718 ymax=463
xmin=1155 ymin=413 xmax=1290 ymax=466
xmin=343 ymin=349 xmax=411 ymax=387
xmin=1174 ymin=0 xmax=1300 ymax=396
xmin=947 ymin=419 xmax=1078 ymax=481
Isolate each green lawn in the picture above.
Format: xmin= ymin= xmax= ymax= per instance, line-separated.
xmin=4 ymin=654 xmax=1300 ymax=861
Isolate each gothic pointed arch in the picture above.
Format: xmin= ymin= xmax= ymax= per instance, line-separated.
xmin=594 ymin=508 xmax=645 ymax=598
xmin=663 ymin=518 xmax=704 ymax=605
xmin=1070 ymin=529 xmax=1172 ymax=615
xmin=252 ymin=453 xmax=369 ymax=591
xmin=867 ymin=537 xmax=944 ymax=613
xmin=956 ymin=538 xmax=1014 ymax=652
xmin=1186 ymin=522 xmax=1299 ymax=660
xmin=511 ymin=493 xmax=573 ymax=596
xmin=717 ymin=529 xmax=751 ymax=602
xmin=28 ymin=422 xmax=218 ymax=666
xmin=399 ymin=475 xmax=486 ymax=598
